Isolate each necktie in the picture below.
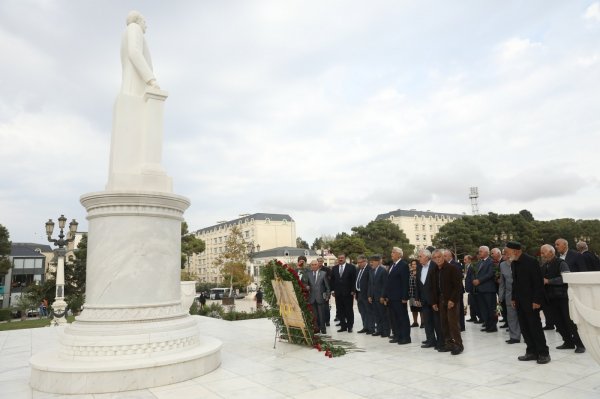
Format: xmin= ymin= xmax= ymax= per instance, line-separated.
xmin=390 ymin=262 xmax=396 ymax=274
xmin=356 ymin=268 xmax=364 ymax=291
xmin=313 ymin=271 xmax=317 ymax=281
xmin=340 ymin=265 xmax=344 ymax=276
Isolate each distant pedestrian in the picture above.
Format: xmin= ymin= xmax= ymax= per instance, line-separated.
xmin=199 ymin=292 xmax=206 ymax=309
xmin=255 ymin=288 xmax=263 ymax=310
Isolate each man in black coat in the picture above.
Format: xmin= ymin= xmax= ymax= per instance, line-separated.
xmin=355 ymin=255 xmax=374 ymax=333
xmin=577 ymin=241 xmax=600 ymax=272
xmin=318 ymin=257 xmax=332 ymax=326
xmin=509 ymin=241 xmax=550 ymax=364
xmin=555 ymin=238 xmax=587 ymax=272
xmin=415 ymin=249 xmax=440 ymax=348
xmin=383 ymin=247 xmax=411 ymax=344
xmin=331 ymin=253 xmax=357 ymax=332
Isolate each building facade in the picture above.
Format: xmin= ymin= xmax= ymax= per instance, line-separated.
xmin=1 ymin=243 xmax=49 ymax=308
xmin=191 ymin=213 xmax=296 ymax=284
xmin=376 ymin=209 xmax=464 ymax=253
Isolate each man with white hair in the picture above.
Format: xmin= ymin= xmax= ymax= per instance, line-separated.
xmin=576 ymin=241 xmax=600 ymax=272
xmin=383 ymin=247 xmax=411 ymax=345
xmin=540 ymin=244 xmax=585 ymax=354
xmin=416 ymin=249 xmax=442 ymax=349
xmin=473 ymin=246 xmax=498 ymax=332
xmin=499 ymin=248 xmax=521 ymax=344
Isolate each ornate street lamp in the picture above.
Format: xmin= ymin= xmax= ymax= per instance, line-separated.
xmin=46 ymin=214 xmax=78 ymax=325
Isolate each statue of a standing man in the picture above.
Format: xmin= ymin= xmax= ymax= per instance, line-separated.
xmin=121 ymin=10 xmax=160 ymax=95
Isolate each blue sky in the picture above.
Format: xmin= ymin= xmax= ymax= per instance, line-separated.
xmin=1 ymin=1 xmax=599 ymax=244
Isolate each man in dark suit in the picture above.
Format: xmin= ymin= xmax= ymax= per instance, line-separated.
xmin=355 ymin=255 xmax=374 ymax=333
xmin=464 ymin=255 xmax=480 ymax=323
xmin=509 ymin=241 xmax=550 ymax=364
xmin=431 ymin=249 xmax=464 ymax=355
xmin=473 ymin=246 xmax=498 ymax=332
xmin=330 ymin=253 xmax=357 ymax=332
xmin=367 ymin=254 xmax=389 ymax=337
xmin=306 ymin=259 xmax=331 ymax=334
xmin=576 ymin=241 xmax=600 ymax=272
xmin=444 ymin=249 xmax=466 ymax=332
xmin=383 ymin=247 xmax=411 ymax=344
xmin=555 ymin=238 xmax=586 ymax=272
xmin=415 ymin=249 xmax=440 ymax=348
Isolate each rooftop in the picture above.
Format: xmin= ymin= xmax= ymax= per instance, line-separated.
xmin=195 ymin=213 xmax=294 ymax=235
xmin=376 ymin=208 xmax=465 ymax=220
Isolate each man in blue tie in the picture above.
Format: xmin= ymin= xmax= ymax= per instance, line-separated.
xmin=355 ymin=255 xmax=374 ymax=334
xmin=384 ymin=247 xmax=411 ymax=345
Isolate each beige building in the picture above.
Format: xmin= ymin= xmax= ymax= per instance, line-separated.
xmin=191 ymin=213 xmax=296 ymax=283
xmin=376 ymin=209 xmax=464 ymax=253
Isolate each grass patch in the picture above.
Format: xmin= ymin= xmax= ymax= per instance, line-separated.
xmin=0 ymin=316 xmax=76 ymax=331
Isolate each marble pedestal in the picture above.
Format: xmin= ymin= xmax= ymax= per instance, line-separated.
xmin=30 ymin=191 xmax=222 ymax=393
xmin=564 ymin=271 xmax=600 ymax=366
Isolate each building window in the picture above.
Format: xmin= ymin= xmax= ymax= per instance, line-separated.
xmin=265 ymin=218 xmax=270 ymax=223
xmin=415 ymin=224 xmax=418 ymax=230
xmin=416 ymin=235 xmax=420 ymax=241
xmin=13 ymin=259 xmax=24 ymax=269
xmin=429 ymin=225 xmax=433 ymax=231
xmin=422 ymin=224 xmax=425 ymax=230
xmin=245 ymin=231 xmax=249 ymax=238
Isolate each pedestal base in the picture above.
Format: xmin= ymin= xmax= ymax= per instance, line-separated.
xmin=30 ymin=333 xmax=221 ymax=394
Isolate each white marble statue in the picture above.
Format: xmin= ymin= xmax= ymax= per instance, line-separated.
xmin=121 ymin=11 xmax=160 ymax=95
xmin=107 ymin=10 xmax=171 ymax=192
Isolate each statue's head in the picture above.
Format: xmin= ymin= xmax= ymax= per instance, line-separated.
xmin=126 ymin=10 xmax=146 ymax=33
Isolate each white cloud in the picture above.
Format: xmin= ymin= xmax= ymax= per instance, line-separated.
xmin=584 ymin=2 xmax=600 ymax=21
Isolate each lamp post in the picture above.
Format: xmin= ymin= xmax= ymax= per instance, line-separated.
xmin=45 ymin=214 xmax=78 ymax=325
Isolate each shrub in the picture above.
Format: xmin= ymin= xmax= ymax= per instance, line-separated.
xmin=189 ymin=301 xmax=198 ymax=315
xmin=0 ymin=308 xmax=11 ymax=322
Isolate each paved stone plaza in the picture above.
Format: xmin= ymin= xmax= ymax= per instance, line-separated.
xmin=2 ymin=304 xmax=600 ymax=399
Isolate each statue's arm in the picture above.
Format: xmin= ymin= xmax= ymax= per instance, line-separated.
xmin=127 ymin=23 xmax=156 ymax=86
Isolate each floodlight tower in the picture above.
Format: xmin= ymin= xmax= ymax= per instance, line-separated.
xmin=469 ymin=187 xmax=479 ymax=215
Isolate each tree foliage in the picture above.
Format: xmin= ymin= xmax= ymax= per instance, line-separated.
xmin=296 ymin=237 xmax=310 ymax=249
xmin=0 ymin=224 xmax=11 ymax=277
xmin=181 ymin=221 xmax=205 ymax=270
xmin=65 ymin=234 xmax=87 ymax=297
xmin=214 ymin=226 xmax=251 ymax=291
xmin=311 ymin=235 xmax=334 ymax=251
xmin=433 ymin=210 xmax=600 ymax=257
xmin=327 ymin=220 xmax=414 ymax=260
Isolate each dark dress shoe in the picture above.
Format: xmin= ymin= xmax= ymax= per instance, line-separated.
xmin=486 ymin=328 xmax=498 ymax=333
xmin=474 ymin=320 xmax=483 ymax=324
xmin=389 ymin=338 xmax=398 ymax=343
xmin=451 ymin=347 xmax=463 ymax=355
xmin=518 ymin=353 xmax=538 ymax=361
xmin=466 ymin=318 xmax=476 ymax=322
xmin=381 ymin=334 xmax=389 ymax=338
xmin=542 ymin=325 xmax=555 ymax=330
xmin=335 ymin=323 xmax=341 ymax=327
xmin=537 ymin=355 xmax=551 ymax=364
xmin=347 ymin=329 xmax=353 ymax=333
xmin=334 ymin=318 xmax=339 ymax=321
xmin=460 ymin=327 xmax=465 ymax=332
xmin=398 ymin=339 xmax=411 ymax=345
xmin=556 ymin=343 xmax=575 ymax=349
xmin=437 ymin=347 xmax=452 ymax=352
xmin=372 ymin=332 xmax=382 ymax=336
xmin=421 ymin=343 xmax=435 ymax=348
xmin=320 ymin=329 xmax=326 ymax=334
xmin=499 ymin=323 xmax=508 ymax=328
xmin=480 ymin=327 xmax=488 ymax=332
xmin=411 ymin=322 xmax=419 ymax=327
xmin=575 ymin=346 xmax=586 ymax=354
xmin=337 ymin=328 xmax=347 ymax=333
xmin=325 ymin=322 xmax=330 ymax=326
xmin=421 ymin=340 xmax=428 ymax=344
xmin=420 ymin=324 xmax=425 ymax=329
xmin=357 ymin=329 xmax=367 ymax=333
xmin=506 ymin=339 xmax=520 ymax=344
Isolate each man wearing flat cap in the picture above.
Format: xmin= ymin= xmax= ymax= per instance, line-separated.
xmin=508 ymin=241 xmax=550 ymax=364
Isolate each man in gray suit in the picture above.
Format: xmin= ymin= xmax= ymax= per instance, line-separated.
xmin=499 ymin=249 xmax=521 ymax=344
xmin=306 ymin=260 xmax=331 ymax=334
xmin=368 ymin=255 xmax=390 ymax=337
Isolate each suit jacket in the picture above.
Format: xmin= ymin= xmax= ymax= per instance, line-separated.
xmin=449 ymin=259 xmax=466 ymax=293
xmin=355 ymin=266 xmax=371 ymax=300
xmin=383 ymin=259 xmax=409 ymax=301
xmin=464 ymin=264 xmax=475 ymax=293
xmin=415 ymin=261 xmax=435 ymax=305
xmin=475 ymin=257 xmax=496 ymax=293
xmin=430 ymin=262 xmax=462 ymax=304
xmin=582 ymin=251 xmax=600 ymax=272
xmin=511 ymin=252 xmax=545 ymax=306
xmin=498 ymin=260 xmax=513 ymax=303
xmin=331 ymin=263 xmax=357 ymax=296
xmin=564 ymin=249 xmax=587 ymax=272
xmin=306 ymin=269 xmax=330 ymax=304
xmin=368 ymin=265 xmax=388 ymax=300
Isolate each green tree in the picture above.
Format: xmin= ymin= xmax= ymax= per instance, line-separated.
xmin=311 ymin=235 xmax=333 ymax=251
xmin=328 ymin=233 xmax=368 ymax=260
xmin=65 ymin=234 xmax=87 ymax=297
xmin=352 ymin=219 xmax=414 ymax=258
xmin=296 ymin=237 xmax=309 ymax=249
xmin=0 ymin=224 xmax=11 ymax=277
xmin=181 ymin=221 xmax=205 ymax=271
xmin=214 ymin=225 xmax=251 ymax=293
